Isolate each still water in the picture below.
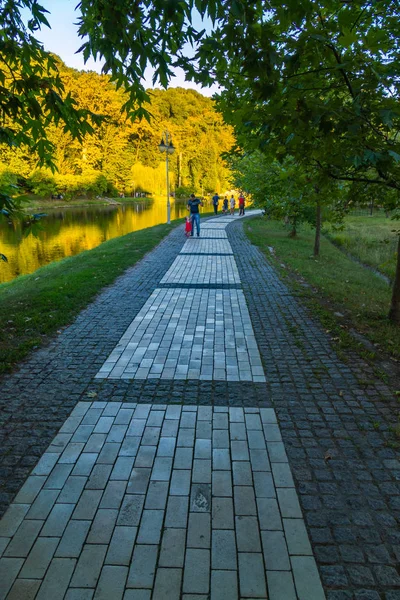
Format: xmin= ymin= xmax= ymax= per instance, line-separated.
xmin=0 ymin=197 xmax=212 ymax=284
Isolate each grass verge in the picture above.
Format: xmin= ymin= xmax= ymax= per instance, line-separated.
xmin=244 ymin=217 xmax=400 ymax=363
xmin=0 ymin=220 xmax=182 ymax=374
xmin=324 ymin=214 xmax=398 ymax=282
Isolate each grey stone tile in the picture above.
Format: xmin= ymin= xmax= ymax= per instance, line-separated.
xmin=196 ymin=421 xmax=212 ymax=439
xmin=253 ymin=471 xmax=275 ymax=498
xmin=283 ymin=518 xmax=313 ymax=556
xmin=230 ymin=422 xmax=246 ymax=441
xmin=263 ymin=424 xmax=282 ymax=442
xmin=44 ymin=464 xmax=74 ymax=489
xmin=119 ymin=437 xmax=141 ymax=457
xmin=261 ymin=530 xmax=291 ymax=571
xmin=249 ymin=448 xmax=270 ymax=472
xmin=127 ymin=544 xmax=158 ymax=588
xmin=267 ymin=442 xmax=288 ymax=463
xmin=93 ymin=565 xmax=128 ymax=600
xmin=106 ymin=526 xmax=137 ymax=566
xmin=135 ymin=445 xmax=157 ymax=468
xmin=153 ymin=567 xmax=182 ymax=600
xmin=59 ymin=443 xmax=85 ymax=464
xmin=159 ymin=528 xmax=186 ymax=567
xmin=213 ymin=448 xmax=231 ymax=470
xmin=165 ymin=405 xmax=182 ymax=420
xmin=183 ymin=548 xmax=210 ymax=594
xmin=147 ymin=411 xmax=165 ymax=427
xmin=187 ymin=513 xmax=211 ymax=548
xmin=0 ymin=557 xmax=24 ymax=599
xmin=211 ymin=466 xmax=233 ymax=498
xmin=32 ymin=453 xmax=59 ymax=476
xmin=165 ymin=496 xmax=189 ymax=528
xmin=229 ymin=407 xmax=244 ymax=422
xmin=55 ymin=520 xmax=91 ymax=557
xmin=36 ymin=558 xmax=76 ymax=600
xmin=124 ymin=591 xmax=150 ymax=600
xmin=151 ymin=458 xmax=173 ymax=481
xmin=97 ymin=443 xmax=121 ymax=464
xmin=41 ymin=503 xmax=74 ymax=537
xmin=247 ymin=430 xmax=266 ymax=450
xmin=84 ymin=433 xmax=107 ymax=453
xmin=198 ymin=407 xmax=213 ymax=421
xmin=65 ymin=590 xmax=94 ymax=600
xmin=267 ymin=570 xmax=297 ymax=600
xmin=232 ymin=461 xmax=252 ymax=485
xmin=276 ymin=488 xmax=302 ymax=518
xmin=145 ymin=481 xmax=169 ymax=509
xmin=19 ymin=537 xmax=58 ymax=578
xmin=73 ymin=490 xmax=102 ymax=520
xmin=93 ymin=416 xmax=115 ymax=434
xmin=87 ymin=509 xmax=118 ymax=544
xmin=212 ymin=530 xmax=237 ymax=569
xmin=141 ymin=427 xmax=161 ymax=446
xmin=137 ymin=509 xmax=164 ymax=544
xmin=211 ymin=570 xmax=238 ymax=600
xmin=260 ymin=408 xmax=277 ymax=424
xmin=0 ymin=504 xmax=29 ymax=537
xmin=114 ymin=408 xmax=134 ymax=425
xmin=13 ymin=476 xmax=46 ymax=504
xmin=117 ymin=495 xmax=145 ymax=527
xmin=174 ymin=448 xmax=193 ymax=470
xmin=245 ymin=413 xmax=262 ymax=430
xmin=238 ymin=553 xmax=267 ymax=598
xmin=170 ymin=470 xmax=191 ymax=495
xmin=70 ymin=544 xmax=107 ymax=588
xmin=257 ymin=497 xmax=283 ymax=531
xmin=72 ymin=453 xmax=98 ymax=477
xmin=234 ymin=486 xmax=256 ymax=515
xmin=272 ymin=463 xmax=294 ymax=488
xmin=26 ymin=489 xmax=59 ymax=520
xmin=181 ymin=412 xmax=197 ymax=428
xmin=231 ymin=441 xmax=249 ymax=461
xmin=157 ymin=437 xmax=176 ymax=457
xmin=291 ymin=556 xmax=326 ymax=600
xmin=110 ymin=457 xmax=135 ymax=480
xmin=127 ymin=468 xmax=151 ymax=493
xmin=195 ymin=439 xmax=212 ymax=459
xmin=212 ymin=497 xmax=234 ymax=529
xmin=86 ymin=464 xmax=113 ymax=490
xmin=6 ymin=579 xmax=41 ymax=600
xmin=177 ymin=428 xmax=195 ymax=447
xmin=235 ymin=516 xmax=261 ymax=552
xmin=4 ymin=520 xmax=43 ymax=557
xmin=213 ymin=413 xmax=228 ymax=429
xmin=57 ymin=476 xmax=86 ymax=504
xmin=193 ymin=459 xmax=212 ymax=484
xmin=213 ymin=429 xmax=229 ymax=449
xmin=161 ymin=420 xmax=179 ymax=437
xmin=100 ymin=480 xmax=127 ymax=509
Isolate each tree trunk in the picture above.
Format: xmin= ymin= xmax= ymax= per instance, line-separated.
xmin=389 ymin=235 xmax=400 ymax=324
xmin=314 ymin=200 xmax=321 ymax=257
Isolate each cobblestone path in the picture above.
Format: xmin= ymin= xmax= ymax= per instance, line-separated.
xmin=0 ymin=212 xmax=399 ymax=599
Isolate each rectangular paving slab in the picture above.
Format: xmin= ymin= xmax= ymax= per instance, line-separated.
xmin=0 ymin=402 xmax=324 ymax=599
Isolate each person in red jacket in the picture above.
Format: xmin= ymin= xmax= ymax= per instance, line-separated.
xmin=238 ymin=193 xmax=245 ymax=216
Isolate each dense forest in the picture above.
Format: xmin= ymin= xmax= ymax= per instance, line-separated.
xmin=0 ymin=59 xmax=234 ymax=200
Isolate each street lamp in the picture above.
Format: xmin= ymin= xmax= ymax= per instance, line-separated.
xmin=158 ymin=131 xmax=175 ymax=224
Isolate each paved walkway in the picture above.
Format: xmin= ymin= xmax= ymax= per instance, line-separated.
xmin=0 ymin=211 xmax=399 ymax=600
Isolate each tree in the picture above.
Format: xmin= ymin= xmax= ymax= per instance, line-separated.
xmin=3 ymin=0 xmax=400 ymax=321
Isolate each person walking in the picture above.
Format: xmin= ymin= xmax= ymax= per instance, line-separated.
xmin=230 ymin=194 xmax=235 ymax=216
xmin=223 ymin=196 xmax=228 ymax=214
xmin=187 ymin=193 xmax=203 ymax=237
xmin=212 ymin=192 xmax=219 ymax=215
xmin=238 ymin=193 xmax=245 ymax=216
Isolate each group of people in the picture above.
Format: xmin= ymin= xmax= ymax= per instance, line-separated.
xmin=185 ymin=192 xmax=246 ymax=237
xmin=212 ymin=193 xmax=246 ymax=216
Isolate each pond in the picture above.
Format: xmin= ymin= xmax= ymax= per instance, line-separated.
xmin=0 ymin=197 xmax=212 ymax=284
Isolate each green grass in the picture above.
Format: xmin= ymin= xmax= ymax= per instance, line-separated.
xmin=245 ymin=217 xmax=400 ymax=360
xmin=0 ymin=220 xmax=182 ymax=374
xmin=325 ymin=214 xmax=398 ymax=281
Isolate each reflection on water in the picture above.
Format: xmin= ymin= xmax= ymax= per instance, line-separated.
xmin=0 ymin=198 xmax=211 ymax=283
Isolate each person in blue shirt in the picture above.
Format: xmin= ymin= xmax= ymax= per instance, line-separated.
xmin=187 ymin=193 xmax=203 ymax=237
xmin=212 ymin=192 xmax=219 ymax=215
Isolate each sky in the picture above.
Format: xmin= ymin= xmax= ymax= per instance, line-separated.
xmin=30 ymin=0 xmax=218 ymax=96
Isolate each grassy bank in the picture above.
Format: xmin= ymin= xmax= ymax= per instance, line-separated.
xmin=0 ymin=220 xmax=182 ymax=374
xmin=244 ymin=217 xmax=400 ymax=361
xmin=325 ymin=214 xmax=398 ymax=281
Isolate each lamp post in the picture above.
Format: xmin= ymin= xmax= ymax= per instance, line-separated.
xmin=158 ymin=131 xmax=175 ymax=224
